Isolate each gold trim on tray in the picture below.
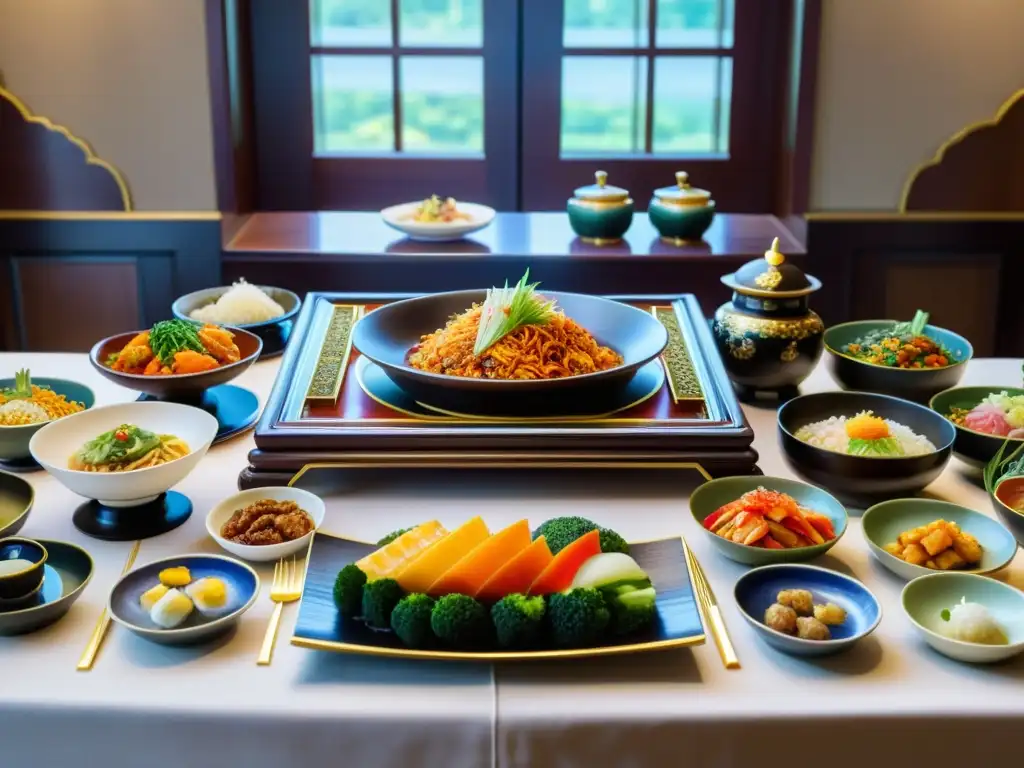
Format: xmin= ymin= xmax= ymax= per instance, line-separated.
xmin=0 ymin=85 xmax=133 ymax=211
xmin=305 ymin=305 xmax=364 ymax=403
xmin=652 ymin=307 xmax=706 ymax=404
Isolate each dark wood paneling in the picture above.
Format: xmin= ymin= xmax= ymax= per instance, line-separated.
xmin=807 ymin=216 xmax=1024 ymax=358
xmin=0 ymin=217 xmax=221 ymax=352
xmin=903 ymin=92 xmax=1024 ymax=213
xmin=12 ymin=258 xmax=141 ymax=351
xmin=0 ymin=89 xmax=130 ymax=211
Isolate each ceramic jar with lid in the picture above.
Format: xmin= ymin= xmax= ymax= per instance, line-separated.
xmin=567 ymin=170 xmax=634 ymax=244
xmin=712 ymin=237 xmax=824 ymax=397
xmin=648 ymin=171 xmax=716 ymax=244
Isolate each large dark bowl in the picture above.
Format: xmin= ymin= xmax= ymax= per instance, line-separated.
xmin=89 ymin=326 xmax=263 ymax=399
xmin=352 ymin=289 xmax=669 ymax=413
xmin=929 ymin=386 xmax=1024 ymax=468
xmin=0 ymin=471 xmax=32 ymax=538
xmin=778 ymin=391 xmax=956 ymax=503
xmin=823 ymin=320 xmax=971 ymax=403
xmin=172 ymin=285 xmax=301 ymax=360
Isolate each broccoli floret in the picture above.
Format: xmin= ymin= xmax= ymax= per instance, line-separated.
xmin=547 ymin=588 xmax=610 ymax=647
xmin=390 ymin=593 xmax=436 ymax=648
xmin=491 ymin=593 xmax=546 ymax=649
xmin=598 ymin=527 xmax=630 ymax=555
xmin=431 ymin=594 xmax=491 ymax=648
xmin=361 ymin=578 xmax=404 ymax=629
xmin=605 ymin=585 xmax=657 ymax=635
xmin=532 ymin=516 xmax=629 ymax=555
xmin=376 ymin=527 xmax=413 ymax=546
xmin=333 ymin=564 xmax=367 ymax=617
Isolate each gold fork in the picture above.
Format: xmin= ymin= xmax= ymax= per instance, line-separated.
xmin=257 ymin=556 xmax=302 ymax=666
xmin=683 ymin=538 xmax=740 ymax=670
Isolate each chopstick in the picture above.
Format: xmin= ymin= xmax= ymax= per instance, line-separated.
xmin=77 ymin=540 xmax=141 ymax=671
xmin=682 ymin=538 xmax=740 ymax=670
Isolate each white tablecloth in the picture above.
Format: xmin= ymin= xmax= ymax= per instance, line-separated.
xmin=0 ymin=354 xmax=1022 ymax=768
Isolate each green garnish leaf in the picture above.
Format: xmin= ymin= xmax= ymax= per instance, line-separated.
xmin=149 ymin=319 xmax=206 ymax=366
xmin=472 ymin=270 xmax=557 ymax=356
xmin=75 ymin=423 xmax=161 ymax=466
xmin=847 ymin=437 xmax=905 ymax=457
xmin=940 ymin=609 xmax=951 ymax=622
xmin=1 ymin=369 xmax=34 ymax=400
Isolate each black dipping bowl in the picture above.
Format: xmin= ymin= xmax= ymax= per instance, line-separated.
xmin=90 ymin=326 xmax=263 ymax=399
xmin=823 ymin=320 xmax=971 ymax=404
xmin=172 ymin=286 xmax=301 ymax=359
xmin=778 ymin=391 xmax=956 ymax=504
xmin=352 ymin=289 xmax=669 ymax=414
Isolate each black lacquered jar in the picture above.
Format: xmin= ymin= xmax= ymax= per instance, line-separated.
xmin=712 ymin=237 xmax=824 ymax=397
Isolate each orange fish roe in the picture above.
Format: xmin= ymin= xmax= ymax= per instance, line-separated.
xmin=845 ymin=411 xmax=890 ymax=441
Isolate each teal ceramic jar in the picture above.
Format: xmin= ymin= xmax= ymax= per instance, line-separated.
xmin=712 ymin=238 xmax=824 ymax=397
xmin=648 ymin=171 xmax=716 ymax=244
xmin=567 ymin=170 xmax=634 ymax=244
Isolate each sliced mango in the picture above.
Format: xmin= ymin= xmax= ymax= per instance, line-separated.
xmin=528 ymin=529 xmax=601 ymax=596
xmin=395 ymin=516 xmax=490 ymax=593
xmin=355 ymin=521 xmax=447 ymax=580
xmin=428 ymin=520 xmax=531 ymax=597
xmin=475 ymin=535 xmax=554 ymax=603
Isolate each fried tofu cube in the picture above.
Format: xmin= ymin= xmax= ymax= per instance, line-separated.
xmin=925 ymin=559 xmax=938 ymax=569
xmin=899 ymin=526 xmax=928 ymax=546
xmin=925 ymin=519 xmax=947 ymax=532
xmin=901 ymin=543 xmax=929 ymax=566
xmin=933 ymin=549 xmax=966 ymax=570
xmin=951 ymin=531 xmax=983 ymax=564
xmin=920 ymin=527 xmax=953 ymax=557
xmin=883 ymin=542 xmax=903 ymax=557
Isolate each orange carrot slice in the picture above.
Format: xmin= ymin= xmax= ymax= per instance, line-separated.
xmin=528 ymin=529 xmax=601 ymax=596
xmin=428 ymin=520 xmax=531 ymax=597
xmin=475 ymin=536 xmax=554 ymax=603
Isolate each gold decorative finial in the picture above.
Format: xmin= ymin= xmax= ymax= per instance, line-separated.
xmin=764 ymin=237 xmax=785 ymax=267
xmin=675 ymin=171 xmax=690 ymax=189
xmin=595 ymin=170 xmax=608 ymax=188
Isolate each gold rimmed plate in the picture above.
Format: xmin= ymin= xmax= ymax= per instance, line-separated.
xmin=290 ymin=530 xmax=706 ymax=661
xmin=355 ymin=355 xmax=665 ymax=422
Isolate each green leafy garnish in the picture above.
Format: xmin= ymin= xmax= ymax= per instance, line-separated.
xmin=0 ymin=369 xmax=37 ymax=401
xmin=75 ymin=424 xmax=161 ymax=466
xmin=472 ymin=270 xmax=557 ymax=356
xmin=985 ymin=438 xmax=1024 ymax=494
xmin=940 ymin=608 xmax=951 ymax=622
xmin=847 ymin=437 xmax=905 ymax=457
xmin=149 ymin=319 xmax=205 ymax=366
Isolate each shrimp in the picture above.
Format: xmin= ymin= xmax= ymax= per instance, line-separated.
xmin=172 ymin=350 xmax=220 ymax=374
xmin=197 ymin=325 xmax=241 ymax=364
xmin=113 ymin=331 xmax=154 ymax=373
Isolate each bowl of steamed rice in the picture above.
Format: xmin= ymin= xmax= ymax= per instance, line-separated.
xmin=172 ymin=279 xmax=301 ymax=359
xmin=778 ymin=391 xmax=955 ymax=503
xmin=0 ymin=371 xmax=95 ymax=462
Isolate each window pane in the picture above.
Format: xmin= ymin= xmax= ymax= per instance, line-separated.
xmin=312 ymin=55 xmax=394 ymax=154
xmin=655 ymin=0 xmax=734 ymax=48
xmin=399 ymin=0 xmax=483 ymax=48
xmin=561 ymin=56 xmax=647 ymax=155
xmin=564 ymin=0 xmax=648 ymax=48
xmin=652 ymin=56 xmax=731 ymax=154
xmin=310 ymin=0 xmax=392 ymax=47
xmin=400 ymin=56 xmax=484 ymax=154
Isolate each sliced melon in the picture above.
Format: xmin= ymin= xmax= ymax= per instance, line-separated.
xmin=355 ymin=521 xmax=447 ymax=580
xmin=475 ymin=535 xmax=554 ymax=603
xmin=395 ymin=516 xmax=490 ymax=593
xmin=428 ymin=519 xmax=531 ymax=597
xmin=528 ymin=529 xmax=601 ymax=596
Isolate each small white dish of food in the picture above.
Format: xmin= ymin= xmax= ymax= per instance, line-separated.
xmin=206 ymin=486 xmax=325 ymax=562
xmin=381 ymin=195 xmax=495 ymax=242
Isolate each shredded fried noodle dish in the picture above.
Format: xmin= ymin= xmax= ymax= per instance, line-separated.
xmin=407 ymin=304 xmax=623 ymax=379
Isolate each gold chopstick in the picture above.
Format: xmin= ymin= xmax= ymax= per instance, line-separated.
xmin=683 ymin=538 xmax=740 ymax=670
xmin=77 ymin=539 xmax=141 ymax=671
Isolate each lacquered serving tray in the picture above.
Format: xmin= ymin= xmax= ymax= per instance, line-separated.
xmin=291 ymin=530 xmax=705 ymax=661
xmin=242 ymin=292 xmax=757 ymax=488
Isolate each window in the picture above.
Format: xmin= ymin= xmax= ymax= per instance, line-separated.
xmin=251 ymin=0 xmax=786 ymax=211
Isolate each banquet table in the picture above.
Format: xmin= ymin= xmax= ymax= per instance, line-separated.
xmin=1 ymin=352 xmax=1023 ymax=768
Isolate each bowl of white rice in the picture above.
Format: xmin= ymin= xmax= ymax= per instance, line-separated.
xmin=173 ymin=280 xmax=301 ymax=359
xmin=778 ymin=391 xmax=955 ymax=503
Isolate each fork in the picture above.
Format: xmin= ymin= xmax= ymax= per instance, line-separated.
xmin=257 ymin=556 xmax=303 ymax=666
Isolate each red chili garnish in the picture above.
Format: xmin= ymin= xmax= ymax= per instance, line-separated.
xmin=115 ymin=430 xmax=129 ymax=441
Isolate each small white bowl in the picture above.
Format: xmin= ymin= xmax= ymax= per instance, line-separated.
xmin=380 ymin=201 xmax=496 ymax=242
xmin=206 ymin=486 xmax=325 ymax=562
xmin=30 ymin=402 xmax=218 ymax=507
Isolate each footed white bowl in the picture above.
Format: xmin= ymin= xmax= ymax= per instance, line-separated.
xmin=380 ymin=201 xmax=495 ymax=242
xmin=29 ymin=402 xmax=218 ymax=507
xmin=206 ymin=486 xmax=326 ymax=562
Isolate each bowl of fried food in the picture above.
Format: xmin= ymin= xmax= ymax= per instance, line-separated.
xmin=206 ymin=487 xmax=326 ymax=562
